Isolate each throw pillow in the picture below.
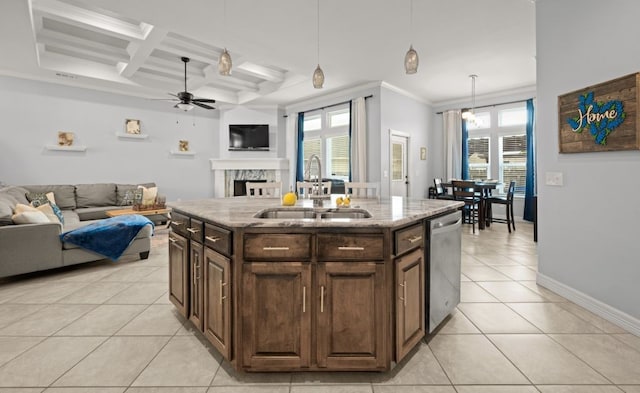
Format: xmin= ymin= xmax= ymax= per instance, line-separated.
xmin=46 ymin=192 xmax=56 ymax=205
xmin=15 ymin=202 xmax=63 ymax=224
xmin=12 ymin=211 xmax=52 ymax=225
xmin=138 ymin=186 xmax=158 ymax=205
xmin=49 ymin=202 xmax=65 ymax=224
xmin=120 ymin=189 xmax=142 ymax=206
xmin=25 ymin=192 xmax=50 ymax=207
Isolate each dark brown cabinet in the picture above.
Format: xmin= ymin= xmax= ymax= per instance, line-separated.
xmin=203 ymin=247 xmax=231 ymax=359
xmin=316 ymin=261 xmax=386 ymax=369
xmin=189 ymin=240 xmax=204 ymax=330
xmin=394 ymin=248 xmax=425 ymax=361
xmin=242 ymin=262 xmax=312 ymax=370
xmin=168 ymin=232 xmax=189 ymax=318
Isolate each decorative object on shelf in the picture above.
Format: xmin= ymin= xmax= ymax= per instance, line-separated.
xmin=404 ymin=0 xmax=419 ymax=74
xmin=420 ymin=147 xmax=427 ymax=160
xmin=461 ymin=74 xmax=478 ymax=124
xmin=57 ymin=132 xmax=74 ymax=146
xmin=179 ymin=140 xmax=189 ymax=152
xmin=312 ymin=0 xmax=324 ymax=89
xmin=125 ymin=119 xmax=141 ymax=134
xmin=559 ymin=72 xmax=638 ymax=153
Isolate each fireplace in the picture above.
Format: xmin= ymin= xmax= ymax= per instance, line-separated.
xmin=234 ymin=179 xmax=267 ymax=197
xmin=210 ymin=158 xmax=290 ymax=197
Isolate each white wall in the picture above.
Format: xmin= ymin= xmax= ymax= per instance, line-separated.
xmin=0 ymin=76 xmax=218 ymax=201
xmin=537 ymin=0 xmax=640 ymax=322
xmin=380 ymin=85 xmax=432 ymax=198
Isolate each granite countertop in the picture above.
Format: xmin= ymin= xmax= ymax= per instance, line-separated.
xmin=168 ymin=196 xmax=463 ymax=228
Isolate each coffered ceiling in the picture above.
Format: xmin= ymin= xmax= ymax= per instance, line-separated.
xmin=0 ymin=0 xmax=536 ymax=108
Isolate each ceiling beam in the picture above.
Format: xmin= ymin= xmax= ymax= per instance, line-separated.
xmin=119 ymin=26 xmax=168 ymax=78
xmin=202 ymin=64 xmax=259 ymax=92
xmin=38 ymin=29 xmax=129 ymax=62
xmin=236 ymin=62 xmax=284 ymax=83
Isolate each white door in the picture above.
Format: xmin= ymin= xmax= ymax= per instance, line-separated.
xmin=390 ymin=134 xmax=409 ymax=197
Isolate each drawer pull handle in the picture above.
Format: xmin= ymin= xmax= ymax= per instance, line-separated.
xmin=399 ymin=280 xmax=407 ymax=307
xmin=302 ymin=286 xmax=306 ymax=313
xmin=169 ymin=237 xmax=177 ymax=244
xmin=338 ymin=246 xmax=364 ymax=251
xmin=406 ymin=235 xmax=423 ymax=244
xmin=205 ymin=235 xmax=221 ymax=243
xmin=187 ymin=227 xmax=200 ymax=234
xmin=263 ymin=246 xmax=290 ymax=251
xmin=320 ymin=285 xmax=325 ymax=313
xmin=171 ymin=221 xmax=184 ymax=227
xmin=220 ymin=281 xmax=227 ymax=305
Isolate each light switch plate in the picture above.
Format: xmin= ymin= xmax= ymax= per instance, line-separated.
xmin=545 ymin=172 xmax=563 ymax=186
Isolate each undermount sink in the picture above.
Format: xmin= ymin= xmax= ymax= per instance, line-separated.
xmin=254 ymin=208 xmax=372 ymax=220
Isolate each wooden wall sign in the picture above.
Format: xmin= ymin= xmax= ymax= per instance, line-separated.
xmin=558 ymin=72 xmax=640 ymax=153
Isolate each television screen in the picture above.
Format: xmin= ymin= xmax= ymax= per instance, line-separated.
xmin=228 ymin=124 xmax=269 ymax=151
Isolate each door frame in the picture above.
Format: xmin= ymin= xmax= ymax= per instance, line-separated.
xmin=389 ymin=129 xmax=410 ymax=198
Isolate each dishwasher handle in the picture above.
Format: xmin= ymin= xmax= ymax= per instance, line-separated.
xmin=431 ymin=218 xmax=462 ymax=235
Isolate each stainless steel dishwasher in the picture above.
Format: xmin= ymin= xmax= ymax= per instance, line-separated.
xmin=426 ymin=210 xmax=462 ymax=333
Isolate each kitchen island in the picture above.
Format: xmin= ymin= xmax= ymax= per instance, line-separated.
xmin=167 ymin=196 xmax=462 ymax=372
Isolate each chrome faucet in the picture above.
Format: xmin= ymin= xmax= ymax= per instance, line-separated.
xmin=304 ymin=154 xmax=330 ymax=205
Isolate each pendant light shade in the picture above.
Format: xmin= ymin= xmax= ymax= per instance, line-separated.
xmin=312 ymin=0 xmax=324 ymax=88
xmin=462 ymin=74 xmax=478 ymax=122
xmin=404 ymin=45 xmax=419 ymax=74
xmin=218 ymin=48 xmax=232 ymax=76
xmin=312 ymin=64 xmax=324 ymax=89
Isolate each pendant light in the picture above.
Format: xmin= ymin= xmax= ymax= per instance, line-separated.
xmin=404 ymin=0 xmax=419 ymax=74
xmin=312 ymin=0 xmax=324 ymax=88
xmin=462 ymin=74 xmax=478 ymax=122
xmin=218 ymin=0 xmax=232 ymax=76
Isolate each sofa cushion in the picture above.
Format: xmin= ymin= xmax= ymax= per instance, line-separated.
xmin=62 ymin=210 xmax=81 ymax=227
xmin=75 ymin=183 xmax=117 ymax=208
xmin=0 ymin=193 xmax=19 ymax=226
xmin=0 ymin=186 xmax=30 ymax=205
xmin=74 ymin=206 xmax=119 ymax=221
xmin=23 ymin=185 xmax=76 ymax=210
xmin=116 ymin=183 xmax=155 ymax=205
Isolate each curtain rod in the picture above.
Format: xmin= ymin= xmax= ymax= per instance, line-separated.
xmin=284 ymin=95 xmax=373 ymax=117
xmin=435 ymin=97 xmax=534 ymax=115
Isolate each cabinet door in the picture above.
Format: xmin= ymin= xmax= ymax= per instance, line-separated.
xmin=395 ymin=248 xmax=425 ymax=362
xmin=168 ymin=232 xmax=189 ymax=318
xmin=242 ymin=262 xmax=311 ymax=370
xmin=317 ymin=262 xmax=386 ymax=369
xmin=203 ymin=247 xmax=231 ymax=359
xmin=189 ymin=240 xmax=204 ymax=331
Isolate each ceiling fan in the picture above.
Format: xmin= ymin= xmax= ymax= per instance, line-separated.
xmin=170 ymin=56 xmax=216 ymax=111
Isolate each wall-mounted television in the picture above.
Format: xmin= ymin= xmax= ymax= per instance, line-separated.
xmin=228 ymin=124 xmax=269 ymax=151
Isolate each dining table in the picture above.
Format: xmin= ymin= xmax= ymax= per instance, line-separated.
xmin=442 ymin=180 xmax=500 ymax=230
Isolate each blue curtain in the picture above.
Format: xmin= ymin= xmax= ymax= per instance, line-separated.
xmin=296 ymin=112 xmax=305 ymax=182
xmin=348 ymin=100 xmax=353 ymax=182
xmin=461 ymin=119 xmax=469 ymax=180
xmin=523 ymin=99 xmax=536 ymax=221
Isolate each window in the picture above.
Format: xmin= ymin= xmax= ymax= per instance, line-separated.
xmin=465 ymin=103 xmax=528 ymax=195
xmin=302 ymin=105 xmax=350 ymax=181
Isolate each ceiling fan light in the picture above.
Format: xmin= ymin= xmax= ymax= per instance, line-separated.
xmin=174 ymin=102 xmax=194 ymax=111
xmin=218 ymin=48 xmax=232 ymax=76
xmin=312 ymin=64 xmax=324 ymax=89
xmin=404 ymin=45 xmax=419 ymax=74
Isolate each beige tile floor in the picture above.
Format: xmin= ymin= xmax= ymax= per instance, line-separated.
xmin=0 ymin=222 xmax=638 ymax=392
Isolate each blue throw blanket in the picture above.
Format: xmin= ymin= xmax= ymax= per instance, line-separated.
xmin=60 ymin=215 xmax=154 ymax=260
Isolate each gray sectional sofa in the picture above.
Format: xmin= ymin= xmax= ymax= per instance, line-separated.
xmin=0 ymin=182 xmax=160 ymax=278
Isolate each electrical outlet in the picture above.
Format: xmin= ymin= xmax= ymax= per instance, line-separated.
xmin=383 ymin=170 xmax=388 ymax=178
xmin=545 ymin=172 xmax=563 ymax=186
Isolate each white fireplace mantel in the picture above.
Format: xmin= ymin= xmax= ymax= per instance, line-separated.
xmin=210 ymin=158 xmax=290 ymax=197
xmin=210 ymin=158 xmax=289 ymax=171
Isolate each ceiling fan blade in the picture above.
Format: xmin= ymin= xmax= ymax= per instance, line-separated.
xmin=193 ymin=98 xmax=216 ymax=103
xmin=192 ymin=101 xmax=215 ymax=110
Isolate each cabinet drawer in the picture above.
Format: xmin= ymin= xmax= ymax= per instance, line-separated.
xmin=244 ymin=234 xmax=312 ymax=261
xmin=317 ymin=234 xmax=384 ymax=261
xmin=187 ymin=218 xmax=204 ymax=243
xmin=170 ymin=212 xmax=190 ymax=237
xmin=204 ymin=223 xmax=232 ymax=256
xmin=394 ymin=223 xmax=424 ymax=256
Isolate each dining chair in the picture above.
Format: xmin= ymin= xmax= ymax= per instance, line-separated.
xmin=246 ymin=182 xmax=282 ymax=198
xmin=487 ymin=180 xmax=516 ymax=232
xmin=344 ymin=182 xmax=380 ymax=199
xmin=433 ymin=178 xmax=454 ymax=200
xmin=452 ymin=180 xmax=481 ymax=233
xmin=296 ymin=181 xmax=332 ymax=198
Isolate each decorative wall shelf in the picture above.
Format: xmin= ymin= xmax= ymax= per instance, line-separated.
xmin=45 ymin=145 xmax=87 ymax=152
xmin=116 ymin=133 xmax=149 ymax=139
xmin=170 ymin=150 xmax=196 ymax=156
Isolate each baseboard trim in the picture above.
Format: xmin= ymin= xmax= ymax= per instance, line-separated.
xmin=537 ymin=272 xmax=640 ymax=336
